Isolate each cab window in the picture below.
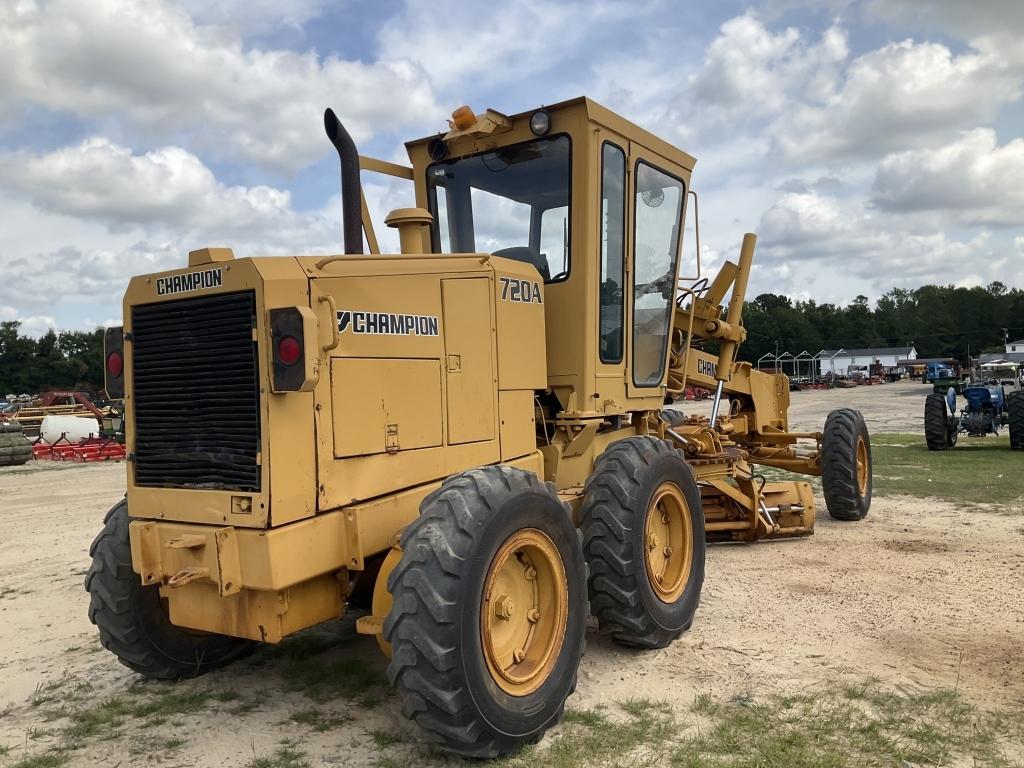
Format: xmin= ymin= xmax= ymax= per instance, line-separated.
xmin=599 ymin=143 xmax=626 ymax=364
xmin=427 ymin=135 xmax=571 ymax=282
xmin=632 ymin=162 xmax=684 ymax=387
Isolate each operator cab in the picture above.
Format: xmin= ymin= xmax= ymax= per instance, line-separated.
xmin=404 ymin=98 xmax=698 ymax=418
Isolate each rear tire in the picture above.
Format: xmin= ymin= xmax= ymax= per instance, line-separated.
xmin=1008 ymin=391 xmax=1024 ymax=450
xmin=581 ymin=437 xmax=705 ymax=649
xmin=924 ymin=393 xmax=954 ymax=451
xmin=383 ymin=466 xmax=587 ymax=758
xmin=85 ymin=500 xmax=254 ymax=680
xmin=821 ymin=409 xmax=872 ymax=520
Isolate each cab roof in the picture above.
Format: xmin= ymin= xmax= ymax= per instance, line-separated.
xmin=406 ymin=96 xmax=697 ymax=172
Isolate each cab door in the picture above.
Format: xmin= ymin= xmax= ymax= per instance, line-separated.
xmin=625 ymin=143 xmax=688 ymax=399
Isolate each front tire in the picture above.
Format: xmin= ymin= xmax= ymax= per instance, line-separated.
xmin=821 ymin=409 xmax=872 ymax=520
xmin=581 ymin=437 xmax=705 ymax=649
xmin=85 ymin=500 xmax=254 ymax=680
xmin=1008 ymin=391 xmax=1024 ymax=450
xmin=383 ymin=466 xmax=587 ymax=758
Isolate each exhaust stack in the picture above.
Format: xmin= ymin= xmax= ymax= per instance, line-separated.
xmin=323 ymin=108 xmax=364 ymax=255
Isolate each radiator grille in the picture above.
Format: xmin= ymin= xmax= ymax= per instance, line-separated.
xmin=131 ymin=291 xmax=261 ymax=490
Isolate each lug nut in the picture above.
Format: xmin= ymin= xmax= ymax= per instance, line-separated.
xmin=664 ymin=546 xmax=673 ymax=557
xmin=513 ymin=649 xmax=526 ymax=663
xmin=524 ymin=566 xmax=537 ymax=581
xmin=527 ymin=609 xmax=540 ymax=623
xmin=494 ymin=595 xmax=514 ymax=621
xmin=647 ymin=534 xmax=657 ymax=551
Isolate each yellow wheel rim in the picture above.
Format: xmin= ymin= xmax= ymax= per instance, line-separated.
xmin=481 ymin=529 xmax=568 ymax=697
xmin=643 ymin=482 xmax=693 ymax=603
xmin=856 ymin=435 xmax=869 ymax=496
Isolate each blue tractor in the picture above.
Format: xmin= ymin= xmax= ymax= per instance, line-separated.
xmin=924 ymin=372 xmax=1024 ymax=451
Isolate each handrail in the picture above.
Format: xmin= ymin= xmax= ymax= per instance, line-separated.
xmin=317 ymin=294 xmax=340 ymax=351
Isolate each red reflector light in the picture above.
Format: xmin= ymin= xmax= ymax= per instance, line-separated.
xmin=106 ymin=350 xmax=123 ymax=378
xmin=277 ymin=335 xmax=301 ymax=365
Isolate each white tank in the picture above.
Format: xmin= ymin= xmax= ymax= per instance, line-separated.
xmin=40 ymin=414 xmax=101 ymax=445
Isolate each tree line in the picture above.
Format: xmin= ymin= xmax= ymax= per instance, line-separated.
xmin=1 ymin=282 xmax=1021 ymax=395
xmin=0 ymin=323 xmax=105 ymax=396
xmin=741 ymin=282 xmax=1024 ymax=363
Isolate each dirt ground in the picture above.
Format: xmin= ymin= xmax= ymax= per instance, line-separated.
xmin=680 ymin=376 xmax=928 ymax=433
xmin=1 ymin=380 xmax=1022 ymax=766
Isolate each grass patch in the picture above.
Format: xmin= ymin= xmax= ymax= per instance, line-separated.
xmin=288 ymin=707 xmax=350 ymax=732
xmin=500 ymin=698 xmax=676 ymax=768
xmin=129 ymin=688 xmax=212 ymax=719
xmin=64 ymin=696 xmax=133 ymax=740
xmin=8 ymin=754 xmax=68 ymax=768
xmin=495 ymin=683 xmax=1024 ymax=767
xmin=246 ymin=744 xmax=310 ymax=768
xmin=870 ymin=432 xmax=1024 ymax=510
xmin=14 ymin=676 xmax=254 ymax=765
xmin=368 ymin=728 xmax=403 ymax=748
xmin=678 ymin=682 xmax=1024 ymax=768
xmin=278 ymin=652 xmax=388 ymax=705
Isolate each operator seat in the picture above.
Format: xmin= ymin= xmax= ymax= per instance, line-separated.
xmin=492 ymin=247 xmax=550 ymax=282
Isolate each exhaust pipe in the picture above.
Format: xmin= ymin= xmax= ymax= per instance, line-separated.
xmin=323 ymin=108 xmax=363 ymax=255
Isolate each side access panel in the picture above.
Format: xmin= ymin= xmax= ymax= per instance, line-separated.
xmin=331 ymin=358 xmax=443 ymax=457
xmin=441 ymin=277 xmax=496 ymax=445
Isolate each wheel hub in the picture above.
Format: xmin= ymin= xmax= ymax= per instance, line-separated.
xmin=643 ymin=483 xmax=692 ymax=603
xmin=481 ymin=529 xmax=567 ymax=696
xmin=855 ymin=435 xmax=869 ymax=496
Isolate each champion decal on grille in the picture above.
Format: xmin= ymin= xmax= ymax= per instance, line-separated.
xmin=155 ymin=268 xmax=223 ymax=296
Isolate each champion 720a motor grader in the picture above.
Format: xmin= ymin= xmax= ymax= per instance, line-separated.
xmin=88 ymin=98 xmax=871 ymax=757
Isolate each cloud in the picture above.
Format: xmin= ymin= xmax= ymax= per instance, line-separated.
xmin=771 ymin=37 xmax=1023 ymax=161
xmin=0 ymin=305 xmax=58 ymax=338
xmin=0 ymin=137 xmax=351 ymax=249
xmin=756 ymin=191 xmax=1006 ymax=287
xmin=864 ymin=0 xmax=1024 ymax=64
xmin=174 ymin=0 xmax=332 ymax=36
xmin=690 ymin=14 xmax=847 ymax=119
xmin=0 ymin=0 xmax=441 ymax=173
xmin=871 ymin=129 xmax=1024 ymax=226
xmin=589 ymin=13 xmax=848 ymax=152
xmin=2 ymin=138 xmax=290 ymax=230
xmin=377 ymin=0 xmax=640 ymax=94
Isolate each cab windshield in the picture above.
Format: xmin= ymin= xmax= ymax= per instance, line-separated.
xmin=427 ymin=135 xmax=571 ymax=282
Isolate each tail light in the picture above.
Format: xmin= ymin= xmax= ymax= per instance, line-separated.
xmin=269 ymin=307 xmax=318 ymax=392
xmin=104 ymin=326 xmax=125 ymax=398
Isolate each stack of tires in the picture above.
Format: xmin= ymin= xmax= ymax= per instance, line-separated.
xmin=0 ymin=421 xmax=33 ymax=466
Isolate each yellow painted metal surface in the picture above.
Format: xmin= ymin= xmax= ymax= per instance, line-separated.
xmin=441 ymin=277 xmax=496 ymax=444
xmin=331 ymin=357 xmax=443 ymax=457
xmin=493 ymin=259 xmax=547 ymax=390
xmin=498 ymin=390 xmax=536 ymax=461
xmin=162 ymin=574 xmax=342 ymax=643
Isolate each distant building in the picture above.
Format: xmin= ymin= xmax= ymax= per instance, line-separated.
xmin=819 ymin=346 xmax=917 ymax=377
xmin=1007 ymin=339 xmax=1024 ymax=354
xmin=980 ymin=351 xmax=1024 ymax=365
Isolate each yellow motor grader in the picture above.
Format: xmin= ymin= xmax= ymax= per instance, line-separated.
xmin=88 ymin=98 xmax=871 ymax=757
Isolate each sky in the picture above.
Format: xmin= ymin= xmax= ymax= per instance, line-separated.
xmin=1 ymin=0 xmax=1023 ymax=335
